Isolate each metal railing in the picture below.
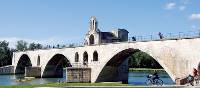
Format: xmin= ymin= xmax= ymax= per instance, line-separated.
xmin=15 ymin=30 xmax=200 ymax=52
xmin=129 ymin=30 xmax=200 ymax=42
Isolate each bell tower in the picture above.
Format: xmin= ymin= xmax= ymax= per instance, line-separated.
xmin=89 ymin=16 xmax=98 ymax=32
xmin=85 ymin=16 xmax=101 ymax=45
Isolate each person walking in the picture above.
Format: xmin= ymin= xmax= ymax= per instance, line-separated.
xmin=158 ymin=32 xmax=164 ymax=39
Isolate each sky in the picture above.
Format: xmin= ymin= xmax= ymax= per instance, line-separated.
xmin=0 ymin=0 xmax=200 ymax=48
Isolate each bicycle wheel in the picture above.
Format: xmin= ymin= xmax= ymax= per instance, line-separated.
xmin=145 ymin=79 xmax=153 ymax=85
xmin=155 ymin=79 xmax=163 ymax=86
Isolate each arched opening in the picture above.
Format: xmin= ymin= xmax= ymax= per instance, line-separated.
xmin=15 ymin=54 xmax=32 ymax=74
xmin=75 ymin=52 xmax=79 ymax=62
xmin=96 ymin=48 xmax=174 ymax=84
xmin=89 ymin=35 xmax=95 ymax=45
xmin=93 ymin=51 xmax=98 ymax=61
xmin=42 ymin=54 xmax=71 ymax=78
xmin=37 ymin=55 xmax=40 ymax=66
xmin=83 ymin=52 xmax=88 ymax=66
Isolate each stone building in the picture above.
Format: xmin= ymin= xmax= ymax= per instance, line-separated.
xmin=84 ymin=16 xmax=129 ymax=45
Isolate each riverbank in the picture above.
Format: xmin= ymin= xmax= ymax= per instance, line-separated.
xmin=0 ymin=82 xmax=189 ymax=88
xmin=129 ymin=68 xmax=166 ymax=73
xmin=0 ymin=82 xmax=132 ymax=88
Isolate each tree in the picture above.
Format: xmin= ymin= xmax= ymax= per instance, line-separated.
xmin=128 ymin=51 xmax=162 ymax=69
xmin=0 ymin=40 xmax=12 ymax=67
xmin=29 ymin=43 xmax=43 ymax=50
xmin=36 ymin=43 xmax=42 ymax=49
xmin=57 ymin=44 xmax=60 ymax=48
xmin=16 ymin=40 xmax=28 ymax=51
xmin=68 ymin=44 xmax=75 ymax=48
xmin=29 ymin=42 xmax=36 ymax=50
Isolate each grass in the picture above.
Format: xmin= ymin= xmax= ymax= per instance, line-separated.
xmin=129 ymin=68 xmax=166 ymax=73
xmin=0 ymin=82 xmax=134 ymax=88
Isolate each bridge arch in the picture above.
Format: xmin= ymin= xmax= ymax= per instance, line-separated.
xmin=95 ymin=48 xmax=174 ymax=83
xmin=15 ymin=54 xmax=32 ymax=74
xmin=42 ymin=54 xmax=71 ymax=78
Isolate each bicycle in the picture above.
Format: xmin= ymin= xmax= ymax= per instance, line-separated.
xmin=190 ymin=75 xmax=200 ymax=86
xmin=187 ymin=75 xmax=194 ymax=86
xmin=145 ymin=74 xmax=163 ymax=86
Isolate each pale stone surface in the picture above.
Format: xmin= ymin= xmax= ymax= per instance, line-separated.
xmin=10 ymin=38 xmax=200 ymax=83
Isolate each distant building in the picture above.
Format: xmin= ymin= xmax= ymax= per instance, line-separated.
xmin=85 ymin=16 xmax=129 ymax=45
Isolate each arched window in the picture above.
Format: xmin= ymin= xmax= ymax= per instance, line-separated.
xmin=83 ymin=51 xmax=88 ymax=66
xmin=89 ymin=35 xmax=94 ymax=45
xmin=93 ymin=51 xmax=98 ymax=61
xmin=75 ymin=52 xmax=79 ymax=62
xmin=37 ymin=55 xmax=40 ymax=66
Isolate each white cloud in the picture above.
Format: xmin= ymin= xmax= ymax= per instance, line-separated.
xmin=179 ymin=6 xmax=186 ymax=11
xmin=189 ymin=13 xmax=200 ymax=20
xmin=165 ymin=2 xmax=176 ymax=10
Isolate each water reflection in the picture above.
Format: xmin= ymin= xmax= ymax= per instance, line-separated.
xmin=0 ymin=70 xmax=174 ymax=86
xmin=128 ymin=72 xmax=175 ymax=85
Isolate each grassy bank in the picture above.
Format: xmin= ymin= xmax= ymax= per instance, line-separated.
xmin=129 ymin=68 xmax=166 ymax=73
xmin=0 ymin=82 xmax=133 ymax=88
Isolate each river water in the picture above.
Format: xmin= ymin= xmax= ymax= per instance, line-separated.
xmin=0 ymin=71 xmax=175 ymax=86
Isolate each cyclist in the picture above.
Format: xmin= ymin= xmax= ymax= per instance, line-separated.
xmin=193 ymin=68 xmax=198 ymax=77
xmin=152 ymin=72 xmax=159 ymax=82
xmin=146 ymin=71 xmax=163 ymax=86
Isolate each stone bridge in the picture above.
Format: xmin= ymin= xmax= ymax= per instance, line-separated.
xmin=6 ymin=37 xmax=200 ymax=83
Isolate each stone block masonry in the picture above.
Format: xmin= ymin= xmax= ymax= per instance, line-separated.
xmin=67 ymin=67 xmax=91 ymax=83
xmin=25 ymin=66 xmax=41 ymax=78
xmin=0 ymin=65 xmax=14 ymax=75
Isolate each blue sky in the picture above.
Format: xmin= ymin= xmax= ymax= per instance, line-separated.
xmin=0 ymin=0 xmax=200 ymax=48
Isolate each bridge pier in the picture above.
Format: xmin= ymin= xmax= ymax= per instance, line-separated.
xmin=0 ymin=65 xmax=15 ymax=75
xmin=67 ymin=67 xmax=91 ymax=83
xmin=25 ymin=66 xmax=41 ymax=78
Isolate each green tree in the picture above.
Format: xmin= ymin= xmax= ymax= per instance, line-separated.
xmin=16 ymin=40 xmax=28 ymax=51
xmin=36 ymin=43 xmax=43 ymax=49
xmin=128 ymin=51 xmax=162 ymax=69
xmin=29 ymin=42 xmax=36 ymax=50
xmin=29 ymin=43 xmax=43 ymax=50
xmin=0 ymin=40 xmax=12 ymax=67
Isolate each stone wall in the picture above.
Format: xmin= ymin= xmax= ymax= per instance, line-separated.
xmin=67 ymin=67 xmax=91 ymax=83
xmin=0 ymin=65 xmax=14 ymax=75
xmin=25 ymin=66 xmax=41 ymax=78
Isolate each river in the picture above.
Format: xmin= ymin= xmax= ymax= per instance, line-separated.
xmin=0 ymin=70 xmax=175 ymax=86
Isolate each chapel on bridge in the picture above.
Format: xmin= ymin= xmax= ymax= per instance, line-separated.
xmin=84 ymin=16 xmax=129 ymax=45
